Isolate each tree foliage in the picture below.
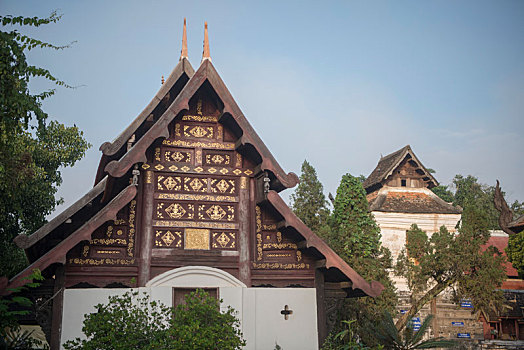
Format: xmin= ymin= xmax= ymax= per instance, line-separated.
xmin=506 ymin=231 xmax=524 ymax=278
xmin=290 ymin=159 xmax=330 ymax=233
xmin=321 ymin=173 xmax=397 ymax=346
xmin=63 ymin=289 xmax=245 ymax=350
xmin=0 ymin=12 xmax=90 ymax=277
xmin=394 ymin=217 xmax=506 ymax=330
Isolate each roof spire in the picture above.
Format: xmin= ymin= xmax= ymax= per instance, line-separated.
xmin=161 ymin=75 xmax=165 ymax=85
xmin=202 ymin=21 xmax=211 ymax=62
xmin=180 ymin=18 xmax=188 ymax=60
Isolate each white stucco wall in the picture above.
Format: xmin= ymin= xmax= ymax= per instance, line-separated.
xmin=61 ymin=266 xmax=318 ymax=349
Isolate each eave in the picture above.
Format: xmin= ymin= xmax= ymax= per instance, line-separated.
xmin=3 ymin=183 xmax=137 ymax=293
xmin=266 ymin=190 xmax=384 ymax=298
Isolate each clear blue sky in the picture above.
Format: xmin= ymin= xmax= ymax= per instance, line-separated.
xmin=2 ymin=0 xmax=523 ymax=215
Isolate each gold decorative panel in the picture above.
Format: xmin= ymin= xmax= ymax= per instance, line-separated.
xmin=204 ymin=151 xmax=232 ymax=165
xmin=184 ymin=125 xmax=214 ymax=139
xmin=156 ymin=202 xmax=194 ymax=220
xmin=155 ymin=230 xmax=182 ymax=248
xmin=198 ymin=204 xmax=235 ymax=222
xmin=210 ymin=178 xmax=236 ymax=194
xmin=184 ymin=228 xmax=210 ymax=250
xmin=211 ymin=231 xmax=236 ymax=250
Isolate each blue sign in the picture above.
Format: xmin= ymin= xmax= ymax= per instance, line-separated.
xmin=457 ymin=333 xmax=471 ymax=339
xmin=460 ymin=300 xmax=473 ymax=308
xmin=411 ymin=317 xmax=421 ymax=331
xmin=400 ymin=310 xmax=407 ymax=314
xmin=452 ymin=322 xmax=464 ymax=327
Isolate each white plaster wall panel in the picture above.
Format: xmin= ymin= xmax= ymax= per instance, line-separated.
xmin=242 ymin=287 xmax=257 ymax=349
xmin=61 ymin=287 xmax=168 ymax=348
xmin=219 ymin=287 xmax=243 ymax=324
xmin=252 ymin=288 xmax=318 ymax=350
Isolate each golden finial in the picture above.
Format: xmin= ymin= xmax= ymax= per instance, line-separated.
xmin=161 ymin=75 xmax=165 ymax=85
xmin=202 ymin=21 xmax=211 ymax=62
xmin=180 ymin=18 xmax=188 ymax=60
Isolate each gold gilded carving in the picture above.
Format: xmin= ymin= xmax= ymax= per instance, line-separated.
xmin=208 ymin=168 xmax=217 ymax=174
xmin=155 ymin=164 xmax=164 ymax=171
xmin=142 ymin=164 xmax=150 ymax=170
xmin=96 ymin=250 xmax=120 ymax=255
xmin=183 ymin=177 xmax=207 ymax=192
xmin=128 ymin=200 xmax=136 ymax=257
xmin=82 ymin=245 xmax=89 ymax=257
xmin=159 ymin=176 xmax=181 ymax=191
xmin=296 ymin=251 xmax=302 ymax=262
xmin=217 ymin=125 xmax=223 ymax=140
xmin=146 ymin=171 xmax=153 ymax=184
xmin=181 ymin=166 xmax=190 ymax=172
xmin=156 ymin=203 xmax=164 ymax=218
xmin=169 ymin=165 xmax=178 ymax=171
xmin=212 ymin=232 xmax=236 ymax=249
xmin=185 ymin=228 xmax=210 ymax=250
xmin=106 ymin=226 xmax=113 ymax=238
xmin=256 ymin=206 xmax=262 ymax=261
xmin=175 ymin=123 xmax=181 ymax=136
xmin=70 ymin=258 xmax=135 ymax=266
xmin=197 ymin=98 xmax=203 ymax=115
xmin=262 ymin=243 xmax=297 ymax=250
xmin=116 ymin=230 xmax=123 ymax=236
xmin=155 ymin=230 xmax=182 ymax=247
xmin=220 ymin=168 xmax=229 ymax=175
xmin=205 ymin=205 xmax=226 ymax=220
xmin=235 ymin=153 xmax=242 ymax=167
xmin=267 ymin=253 xmax=292 ymax=258
xmin=91 ymin=238 xmax=126 ymax=245
xmin=162 ymin=139 xmax=235 ymax=150
xmin=244 ymin=169 xmax=253 ymax=176
xmin=155 ymin=148 xmax=161 ymax=161
xmin=164 ymin=203 xmax=194 ymax=219
xmin=157 ymin=193 xmax=237 ymax=203
xmin=232 ymin=169 xmax=242 ymax=176
xmin=240 ymin=177 xmax=247 ymax=190
xmin=252 ymin=262 xmax=310 ymax=270
xmin=183 ymin=115 xmax=218 ymax=122
xmin=166 ymin=151 xmax=191 ymax=163
xmin=184 ymin=125 xmax=213 ymax=139
xmin=194 ymin=167 xmax=203 ymax=173
xmin=154 ymin=220 xmax=237 ymax=230
xmin=210 ymin=179 xmax=235 ymax=194
xmin=196 ymin=149 xmax=202 ymax=165
xmin=114 ymin=219 xmax=126 ymax=225
xmin=263 ymin=224 xmax=276 ymax=230
xmin=277 ymin=231 xmax=282 ymax=243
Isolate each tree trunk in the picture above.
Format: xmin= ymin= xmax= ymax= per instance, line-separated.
xmin=395 ymin=280 xmax=451 ymax=331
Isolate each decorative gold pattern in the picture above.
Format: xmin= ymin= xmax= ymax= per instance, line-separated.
xmin=263 ymin=224 xmax=277 ymax=230
xmin=113 ymin=219 xmax=126 ymax=225
xmin=96 ymin=250 xmax=120 ymax=255
xmin=235 ymin=153 xmax=242 ymax=167
xmin=196 ymin=149 xmax=202 ymax=164
xmin=91 ymin=238 xmax=126 ymax=245
xmin=205 ymin=205 xmax=226 ymax=220
xmin=169 ymin=165 xmax=178 ymax=171
xmin=220 ymin=168 xmax=229 ymax=175
xmin=198 ymin=204 xmax=234 ymax=221
xmin=233 ymin=169 xmax=242 ymax=175
xmin=157 ymin=175 xmax=181 ymax=191
xmin=267 ymin=253 xmax=292 ymax=258
xmin=157 ymin=193 xmax=237 ymax=202
xmin=175 ymin=123 xmax=181 ymax=136
xmin=216 ymin=179 xmax=230 ymax=193
xmin=252 ymin=262 xmax=310 ymax=270
xmin=155 ymin=164 xmax=164 ymax=171
xmin=155 ymin=148 xmax=161 ymax=161
xmin=146 ymin=171 xmax=153 ymax=184
xmin=208 ymin=168 xmax=217 ymax=173
xmin=165 ymin=203 xmax=187 ymax=219
xmin=182 ymin=115 xmax=218 ymax=122
xmin=185 ymin=228 xmax=210 ymax=250
xmin=106 ymin=226 xmax=113 ymax=238
xmin=240 ymin=177 xmax=248 ymax=189
xmin=142 ymin=164 xmax=150 ymax=170
xmin=197 ymin=98 xmax=203 ymax=115
xmin=181 ymin=166 xmax=190 ymax=172
xmin=155 ymin=230 xmax=182 ymax=247
xmin=154 ymin=220 xmax=237 ymax=229
xmin=128 ymin=200 xmax=136 ymax=257
xmin=296 ymin=251 xmax=302 ymax=262
xmin=217 ymin=125 xmax=223 ymax=140
xmin=69 ymin=258 xmax=135 ymax=266
xmin=212 ymin=232 xmax=236 ymax=249
xmin=162 ymin=139 xmax=235 ymax=150
xmin=244 ymin=169 xmax=253 ymax=176
xmin=194 ymin=167 xmax=203 ymax=173
xmin=82 ymin=245 xmax=89 ymax=257
xmin=210 ymin=179 xmax=235 ymax=194
xmin=262 ymin=242 xmax=298 ymax=249
xmin=184 ymin=125 xmax=214 ymax=139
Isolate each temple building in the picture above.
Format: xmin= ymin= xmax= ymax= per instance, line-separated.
xmin=1 ymin=21 xmax=383 ymax=349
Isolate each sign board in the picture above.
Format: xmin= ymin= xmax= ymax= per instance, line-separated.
xmin=460 ymin=300 xmax=473 ymax=308
xmin=411 ymin=317 xmax=421 ymax=331
xmin=452 ymin=322 xmax=464 ymax=327
xmin=400 ymin=309 xmax=407 ymax=314
xmin=457 ymin=333 xmax=471 ymax=338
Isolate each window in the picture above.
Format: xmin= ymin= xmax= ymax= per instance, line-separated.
xmin=401 ymin=179 xmax=407 ymax=187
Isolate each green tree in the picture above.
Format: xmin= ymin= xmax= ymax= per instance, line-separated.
xmin=290 ymin=160 xmax=330 ymax=233
xmin=394 ymin=216 xmax=506 ymax=330
xmin=0 ymin=12 xmax=90 ymax=277
xmin=506 ymin=232 xmax=524 ymax=277
xmin=63 ymin=289 xmax=245 ymax=350
xmin=322 ymin=173 xmax=397 ymax=346
xmin=430 ymin=185 xmax=454 ymax=203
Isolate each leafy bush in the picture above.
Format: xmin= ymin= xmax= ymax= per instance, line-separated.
xmin=64 ymin=289 xmax=245 ymax=350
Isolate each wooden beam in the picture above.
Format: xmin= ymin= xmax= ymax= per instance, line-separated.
xmin=315 ymin=269 xmax=327 ymax=347
xmin=138 ymin=170 xmax=154 ymax=286
xmin=50 ymin=265 xmax=64 ymax=350
xmin=297 ymin=240 xmax=308 ymax=250
xmin=325 ymin=281 xmax=352 ymax=289
xmin=315 ymin=259 xmax=326 ymax=268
